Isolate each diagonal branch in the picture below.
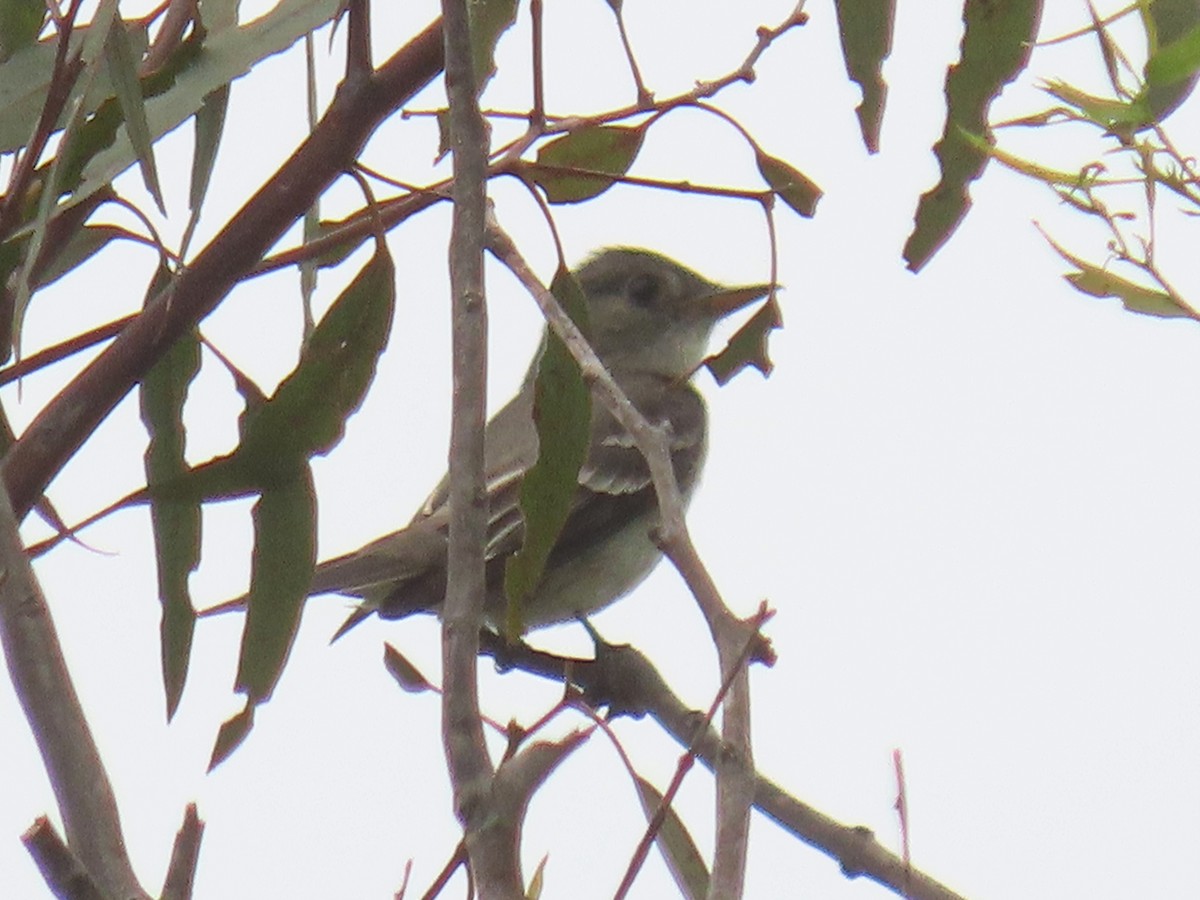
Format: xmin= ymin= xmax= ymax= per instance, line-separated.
xmin=1 ymin=18 xmax=447 ymax=519
xmin=0 ymin=477 xmax=147 ymax=899
xmin=485 ymin=224 xmax=758 ymax=898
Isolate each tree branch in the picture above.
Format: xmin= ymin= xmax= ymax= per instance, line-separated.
xmin=1 ymin=18 xmax=446 ymax=519
xmin=479 ymin=636 xmax=971 ymax=900
xmin=0 ymin=479 xmax=147 ymax=898
xmin=439 ymin=1 xmax=521 ymax=896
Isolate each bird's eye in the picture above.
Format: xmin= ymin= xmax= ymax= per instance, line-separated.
xmin=627 ymin=272 xmax=660 ymax=307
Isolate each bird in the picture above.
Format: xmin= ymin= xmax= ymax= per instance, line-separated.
xmin=201 ymin=247 xmax=771 ymax=636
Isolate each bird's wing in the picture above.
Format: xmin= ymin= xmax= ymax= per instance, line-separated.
xmin=314 ymin=376 xmax=706 ymax=612
xmin=308 ymin=387 xmax=540 ymax=600
xmin=483 ymin=376 xmax=709 ymax=564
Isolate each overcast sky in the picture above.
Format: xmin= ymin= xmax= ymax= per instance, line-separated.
xmin=3 ymin=1 xmax=1199 ymax=898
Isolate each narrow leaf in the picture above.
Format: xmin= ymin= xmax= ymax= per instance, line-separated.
xmin=531 ymin=125 xmax=645 ymax=203
xmin=61 ymin=0 xmax=346 ymax=222
xmin=139 ymin=263 xmax=202 ymax=719
xmin=1040 ymin=229 xmax=1191 ymax=319
xmin=833 ymin=0 xmax=895 ymax=153
xmin=1042 ymin=79 xmax=1150 ymax=129
xmin=236 ymin=241 xmax=395 ymax=479
xmin=504 ymin=266 xmax=591 ymax=637
xmin=468 ymin=0 xmax=518 ymax=95
xmin=234 ymin=469 xmax=318 ymax=705
xmin=189 ymin=84 xmax=229 ymax=213
xmin=636 ymin=777 xmax=709 ymax=900
xmin=209 ymin=702 xmax=254 ymax=770
xmin=0 ymin=15 xmax=148 ymax=154
xmin=32 ymin=223 xmax=140 ymax=288
xmin=756 ymin=152 xmax=821 ymax=217
xmin=383 ymin=643 xmax=435 ymax=693
xmin=905 ymin=0 xmax=1043 ymax=271
xmin=104 ymin=11 xmax=165 ymax=212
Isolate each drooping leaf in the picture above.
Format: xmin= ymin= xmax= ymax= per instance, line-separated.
xmin=210 ymin=702 xmax=254 ymax=770
xmin=104 ymin=10 xmax=165 ymax=212
xmin=905 ymin=0 xmax=1043 ymax=272
xmin=189 ymin=83 xmax=229 ymax=215
xmin=234 ymin=468 xmax=318 ymax=705
xmin=383 ymin=643 xmax=435 ymax=693
xmin=530 ymin=124 xmax=645 ymax=203
xmin=1041 ymin=230 xmax=1191 ymax=319
xmin=705 ymin=295 xmax=782 ymax=385
xmin=235 ymin=242 xmax=396 ymax=481
xmin=60 ymin=0 xmax=347 ymax=223
xmin=139 ymin=263 xmax=202 ymax=720
xmin=31 ymin=223 xmax=140 ymax=289
xmin=833 ymin=0 xmax=895 ymax=153
xmin=636 ymin=777 xmax=709 ymax=900
xmin=755 ymin=151 xmax=821 ymax=218
xmin=0 ymin=15 xmax=148 ymax=154
xmin=468 ymin=0 xmax=518 ymax=95
xmin=504 ymin=265 xmax=591 ymax=637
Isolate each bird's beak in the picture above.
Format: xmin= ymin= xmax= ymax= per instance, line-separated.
xmin=702 ymin=283 xmax=776 ymax=319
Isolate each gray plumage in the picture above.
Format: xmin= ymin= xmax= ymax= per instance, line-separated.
xmin=205 ymin=248 xmax=770 ymax=634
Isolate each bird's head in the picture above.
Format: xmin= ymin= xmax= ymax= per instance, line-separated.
xmin=574 ymin=248 xmax=773 ymax=379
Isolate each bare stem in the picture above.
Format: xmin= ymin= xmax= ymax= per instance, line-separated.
xmin=440 ymin=1 xmax=521 ymax=896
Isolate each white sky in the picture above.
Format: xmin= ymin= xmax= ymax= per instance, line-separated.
xmin=3 ymin=1 xmax=1199 ymax=898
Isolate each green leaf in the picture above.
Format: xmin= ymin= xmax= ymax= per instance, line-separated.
xmin=236 ymin=241 xmax=396 ymax=479
xmin=469 ymin=0 xmax=518 ymax=95
xmin=31 ymin=223 xmax=136 ymax=288
xmin=531 ymin=125 xmax=645 ymax=203
xmin=1042 ymin=79 xmax=1151 ymax=129
xmin=905 ymin=0 xmax=1044 ymax=272
xmin=434 ymin=108 xmax=451 ymax=164
xmin=139 ymin=264 xmax=202 ymax=719
xmin=59 ymin=0 xmax=347 ymax=223
xmin=833 ymin=0 xmax=895 ymax=153
xmin=636 ymin=777 xmax=709 ymax=900
xmin=1041 ymin=230 xmax=1191 ymax=319
xmin=0 ymin=0 xmax=45 ymax=63
xmin=383 ymin=643 xmax=435 ymax=693
xmin=0 ymin=16 xmax=149 ymax=154
xmin=209 ymin=702 xmax=254 ymax=770
xmin=104 ymin=10 xmax=165 ymax=213
xmin=1143 ymin=0 xmax=1200 ymax=120
xmin=1145 ymin=22 xmax=1200 ymax=85
xmin=755 ymin=151 xmax=821 ymax=218
xmin=234 ymin=469 xmax=318 ymax=705
xmin=189 ymin=84 xmax=229 ymax=214
xmin=504 ymin=265 xmax=591 ymax=637
xmin=704 ymin=295 xmax=782 ymax=385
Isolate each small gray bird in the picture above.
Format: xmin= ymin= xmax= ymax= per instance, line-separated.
xmin=206 ymin=248 xmax=770 ymax=634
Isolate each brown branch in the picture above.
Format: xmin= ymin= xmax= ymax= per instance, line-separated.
xmin=160 ymin=803 xmax=204 ymax=900
xmin=21 ymin=817 xmax=107 ymax=900
xmin=0 ymin=480 xmax=147 ymax=898
xmin=478 ymin=636 xmax=972 ymax=900
xmin=1 ymin=18 xmax=446 ymax=519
